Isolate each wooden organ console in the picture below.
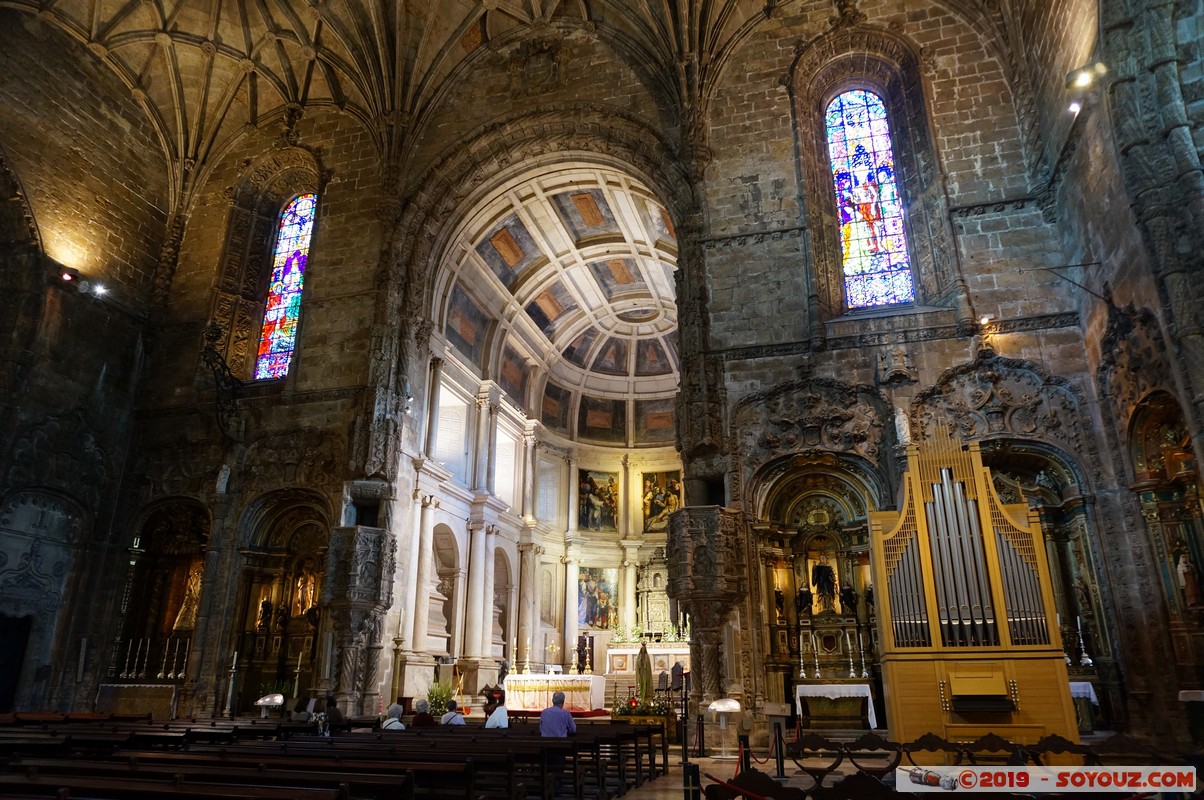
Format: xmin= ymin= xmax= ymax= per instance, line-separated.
xmin=869 ymin=428 xmax=1077 ymax=751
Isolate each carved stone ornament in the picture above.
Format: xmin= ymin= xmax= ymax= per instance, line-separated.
xmin=730 ymin=378 xmax=889 ymax=499
xmin=241 ymin=429 xmax=344 ymax=497
xmin=0 ymin=540 xmax=64 ymax=615
xmin=913 ymin=350 xmax=1096 ymax=477
xmin=878 ymin=346 xmax=917 ymax=385
xmin=666 ymin=507 xmax=745 ymax=602
xmin=326 ymin=525 xmax=397 ymax=608
xmin=1097 ymin=305 xmax=1173 ymax=429
xmin=7 ymin=411 xmax=109 ymax=512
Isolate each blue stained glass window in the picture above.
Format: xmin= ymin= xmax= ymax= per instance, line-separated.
xmin=825 ymin=90 xmax=915 ymax=308
xmin=255 ymin=193 xmax=316 ymax=379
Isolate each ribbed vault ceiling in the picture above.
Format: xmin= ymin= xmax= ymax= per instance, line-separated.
xmin=9 ymin=0 xmax=1010 ymax=206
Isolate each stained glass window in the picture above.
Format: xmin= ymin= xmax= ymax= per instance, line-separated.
xmin=825 ymin=90 xmax=915 ymax=308
xmin=255 ymin=193 xmax=316 ymax=380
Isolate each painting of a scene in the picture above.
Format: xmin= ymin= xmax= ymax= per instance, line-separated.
xmin=642 ymin=471 xmax=682 ymax=532
xmin=578 ymin=469 xmax=618 ymax=531
xmin=579 ymin=566 xmax=619 ymax=630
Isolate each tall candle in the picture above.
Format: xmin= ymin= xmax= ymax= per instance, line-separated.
xmin=232 ymin=650 xmax=238 ymax=669
xmin=297 ymin=650 xmax=303 ymax=670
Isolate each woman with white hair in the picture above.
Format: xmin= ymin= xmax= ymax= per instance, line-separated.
xmin=381 ymin=703 xmax=405 ymax=730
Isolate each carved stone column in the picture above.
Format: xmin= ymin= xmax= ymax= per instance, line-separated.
xmin=324 ymin=525 xmax=396 ymax=714
xmin=472 ymin=394 xmax=490 ymax=491
xmin=667 ymin=506 xmax=746 ymax=708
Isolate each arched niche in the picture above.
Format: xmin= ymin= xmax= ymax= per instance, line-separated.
xmin=115 ymin=499 xmax=210 ymax=682
xmin=208 ymin=146 xmax=327 ymax=381
xmin=1128 ymin=392 xmax=1203 ymax=620
xmin=0 ymin=490 xmax=87 ymax=710
xmin=491 ymin=549 xmax=513 ymax=661
xmin=235 ymin=489 xmax=331 ymax=706
xmin=428 ymin=524 xmax=461 ymax=658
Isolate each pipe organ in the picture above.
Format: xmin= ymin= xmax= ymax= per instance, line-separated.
xmin=869 ymin=429 xmax=1077 ymax=751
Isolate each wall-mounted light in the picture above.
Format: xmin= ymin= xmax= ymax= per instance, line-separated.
xmin=1066 ymin=63 xmax=1107 ymax=90
xmin=979 ymin=313 xmax=995 ymax=326
xmin=1066 ymin=62 xmax=1107 ymax=114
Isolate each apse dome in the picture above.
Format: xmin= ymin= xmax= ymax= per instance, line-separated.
xmin=435 ymin=165 xmax=679 ymax=447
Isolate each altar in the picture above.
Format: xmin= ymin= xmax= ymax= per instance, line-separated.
xmin=503 ymin=674 xmax=607 ymax=712
xmin=796 ymin=683 xmax=878 ymax=729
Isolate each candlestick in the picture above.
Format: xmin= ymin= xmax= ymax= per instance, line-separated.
xmin=858 ymin=631 xmax=868 ymax=679
xmin=121 ymin=639 xmax=133 ymax=678
xmin=157 ymin=638 xmax=169 ymax=679
xmin=297 ymin=650 xmax=303 ymax=670
xmin=810 ymin=632 xmax=821 ymax=679
xmin=231 ymin=650 xmax=238 ymax=670
xmin=846 ymin=630 xmax=856 ymax=678
xmin=798 ymin=631 xmax=807 ymax=679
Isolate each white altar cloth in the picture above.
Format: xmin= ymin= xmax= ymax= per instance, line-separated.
xmin=504 ymin=674 xmax=607 ymax=712
xmin=795 ymin=683 xmax=878 ymax=729
xmin=1069 ymin=681 xmax=1098 ymax=705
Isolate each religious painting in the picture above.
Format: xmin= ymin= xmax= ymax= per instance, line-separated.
xmin=641 ymin=470 xmax=682 ymax=533
xmin=577 ymin=469 xmax=619 ymax=531
xmin=578 ymin=566 xmax=619 ymax=630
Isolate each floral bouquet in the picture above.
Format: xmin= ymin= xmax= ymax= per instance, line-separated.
xmin=313 ymin=710 xmax=329 ymax=737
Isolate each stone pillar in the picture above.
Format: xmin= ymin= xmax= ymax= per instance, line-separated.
xmin=621 ymin=540 xmax=643 ymax=633
xmin=566 ymin=452 xmax=579 ymax=535
xmin=400 ymin=493 xmax=422 ymax=652
xmin=471 ymin=394 xmax=490 ymax=491
xmin=521 ymin=429 xmax=537 ymax=523
xmin=423 ymin=358 xmax=444 ymax=457
xmin=761 ymin=552 xmax=779 ymax=656
xmin=464 ymin=522 xmax=486 ymax=659
xmin=562 ymin=550 xmax=578 ymax=671
xmin=448 ymin=567 xmax=467 ymax=658
xmin=480 ymin=525 xmax=498 ymax=658
xmin=485 ymin=403 xmax=499 ymax=495
xmin=517 ymin=542 xmax=538 ymax=670
xmin=411 ymin=496 xmax=437 ymax=654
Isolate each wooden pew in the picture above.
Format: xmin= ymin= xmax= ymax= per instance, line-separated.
xmin=0 ymin=772 xmax=347 ymax=800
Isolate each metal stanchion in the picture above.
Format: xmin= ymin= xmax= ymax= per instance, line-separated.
xmin=738 ymin=734 xmax=751 ymax=772
xmin=773 ymin=721 xmax=786 ymax=779
xmin=683 ymin=762 xmax=701 ymax=800
xmin=696 ymin=714 xmax=705 ymax=757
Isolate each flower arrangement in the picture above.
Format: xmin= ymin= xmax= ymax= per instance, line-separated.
xmin=427 ymin=680 xmax=454 ymax=717
xmin=612 ymin=694 xmax=672 ymax=717
xmin=312 ymin=710 xmax=329 ymax=737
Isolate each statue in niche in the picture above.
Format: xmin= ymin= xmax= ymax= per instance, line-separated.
xmin=257 ymin=596 xmax=273 ymax=630
xmin=812 ymin=556 xmax=837 ymax=613
xmin=795 ymin=584 xmax=813 ymax=617
xmin=294 ymin=562 xmax=317 ymax=616
xmin=1179 ymin=554 xmax=1202 ymax=608
xmin=172 ymin=561 xmax=203 ymax=631
xmin=774 ymin=586 xmax=785 ymax=622
xmin=840 ymin=583 xmax=858 ymax=616
xmin=864 ymin=584 xmax=875 ymax=614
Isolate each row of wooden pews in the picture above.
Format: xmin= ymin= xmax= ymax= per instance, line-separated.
xmin=0 ymin=713 xmax=669 ymax=800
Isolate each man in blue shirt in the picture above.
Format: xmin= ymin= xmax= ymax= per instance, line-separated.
xmin=539 ymin=691 xmax=577 ymax=737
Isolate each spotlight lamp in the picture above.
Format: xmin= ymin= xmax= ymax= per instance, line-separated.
xmin=979 ymin=313 xmax=996 ymax=327
xmin=1066 ymin=62 xmax=1107 ymax=113
xmin=1066 ymin=62 xmax=1108 ymax=90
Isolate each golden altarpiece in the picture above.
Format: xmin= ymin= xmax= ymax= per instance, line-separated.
xmin=869 ymin=428 xmax=1077 ymax=747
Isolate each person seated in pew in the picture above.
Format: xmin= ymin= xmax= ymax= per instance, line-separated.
xmin=291 ymin=697 xmax=312 ymax=722
xmin=324 ymin=697 xmax=346 ymax=729
xmin=539 ymin=691 xmax=576 ymax=737
xmin=381 ymin=703 xmax=406 ymax=731
xmin=440 ymin=699 xmax=466 ymax=725
xmin=484 ymin=700 xmax=509 ymax=729
xmin=410 ymin=698 xmax=437 ymax=728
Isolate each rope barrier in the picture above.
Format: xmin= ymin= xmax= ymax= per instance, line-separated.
xmin=748 ymin=730 xmax=774 ymax=765
xmin=733 ymin=740 xmax=743 ymax=777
